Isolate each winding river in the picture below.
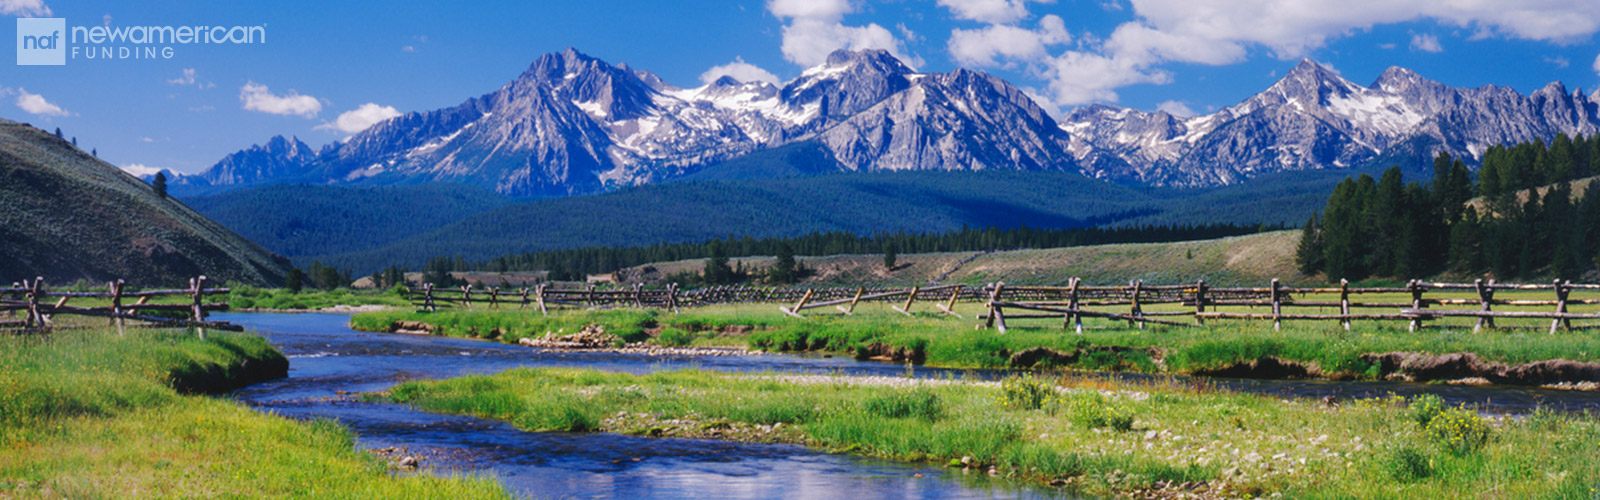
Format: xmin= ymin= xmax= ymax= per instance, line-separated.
xmin=220 ymin=312 xmax=1597 ymax=499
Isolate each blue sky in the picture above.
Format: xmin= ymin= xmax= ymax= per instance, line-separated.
xmin=5 ymin=0 xmax=1600 ymax=175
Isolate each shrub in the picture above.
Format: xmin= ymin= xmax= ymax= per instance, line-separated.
xmin=1425 ymin=407 xmax=1492 ymax=455
xmin=1408 ymin=394 xmax=1446 ymax=427
xmin=1000 ymin=373 xmax=1054 ymax=410
xmin=863 ymin=389 xmax=943 ymax=421
xmin=1105 ymin=401 xmax=1136 ymax=432
xmin=1058 ymin=391 xmax=1136 ymax=431
xmin=1378 ymin=445 xmax=1432 ymax=483
xmin=656 ymin=328 xmax=695 ymax=347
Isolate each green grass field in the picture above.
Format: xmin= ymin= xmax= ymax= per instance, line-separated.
xmin=384 ymin=367 xmax=1600 ymax=499
xmin=352 ymin=293 xmax=1600 ymax=382
xmin=0 ymin=327 xmax=509 ymax=499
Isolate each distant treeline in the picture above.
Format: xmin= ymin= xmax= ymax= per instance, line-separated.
xmin=1298 ymin=133 xmax=1600 ymax=282
xmin=442 ymin=222 xmax=1280 ymax=281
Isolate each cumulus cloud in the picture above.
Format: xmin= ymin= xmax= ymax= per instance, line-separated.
xmin=315 ymin=103 xmax=401 ymax=134
xmin=1594 ymin=53 xmax=1600 ymax=76
xmin=948 ymin=15 xmax=1070 ymax=67
xmin=165 ymin=68 xmax=211 ymax=88
xmin=699 ymin=57 xmax=782 ymax=86
xmin=1156 ymin=100 xmax=1196 ymax=117
xmin=1410 ymin=33 xmax=1442 ymax=53
xmin=937 ymin=0 xmax=1052 ymax=24
xmin=768 ymin=0 xmax=919 ymax=68
xmin=950 ymin=0 xmax=1600 ymax=107
xmin=15 ymin=88 xmax=70 ymax=117
xmin=0 ymin=0 xmax=50 ymax=17
xmin=239 ymin=82 xmax=321 ymax=118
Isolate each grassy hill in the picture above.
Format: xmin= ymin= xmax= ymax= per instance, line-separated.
xmin=0 ymin=119 xmax=291 ymax=286
xmin=625 ymin=230 xmax=1302 ymax=288
xmin=1463 ymin=174 xmax=1599 ymax=215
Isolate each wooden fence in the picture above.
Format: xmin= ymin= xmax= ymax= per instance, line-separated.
xmin=400 ymin=278 xmax=1600 ymax=334
xmin=981 ymin=278 xmax=1600 ymax=334
xmin=0 ymin=276 xmax=240 ymax=334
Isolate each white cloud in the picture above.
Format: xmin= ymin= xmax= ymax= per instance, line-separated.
xmin=1594 ymin=53 xmax=1600 ymax=76
xmin=699 ymin=57 xmax=781 ymax=86
xmin=402 ymin=45 xmax=416 ymax=52
xmin=1156 ymin=100 xmax=1196 ymax=117
xmin=768 ymin=0 xmax=919 ymax=68
xmin=1543 ymin=56 xmax=1569 ymax=68
xmin=948 ymin=15 xmax=1070 ymax=67
xmin=15 ymin=88 xmax=69 ymax=117
xmin=937 ymin=0 xmax=1052 ymax=25
xmin=959 ymin=0 xmax=1600 ymax=108
xmin=119 ymin=164 xmax=168 ymax=177
xmin=0 ymin=0 xmax=50 ymax=17
xmin=167 ymin=68 xmax=197 ymax=85
xmin=315 ymin=103 xmax=402 ymax=134
xmin=1410 ymin=33 xmax=1442 ymax=53
xmin=239 ymin=82 xmax=321 ymax=118
xmin=139 ymin=137 xmax=154 ymax=143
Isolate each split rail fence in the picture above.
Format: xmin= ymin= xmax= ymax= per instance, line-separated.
xmin=401 ymin=278 xmax=1600 ymax=333
xmin=0 ymin=276 xmax=240 ymax=334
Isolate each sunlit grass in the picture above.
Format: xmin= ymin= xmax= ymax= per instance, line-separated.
xmin=388 ymin=367 xmax=1600 ymax=499
xmin=0 ymin=328 xmax=511 ymax=499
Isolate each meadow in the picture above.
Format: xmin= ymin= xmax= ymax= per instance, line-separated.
xmin=384 ymin=367 xmax=1600 ymax=499
xmin=0 ymin=325 xmax=510 ymax=499
xmin=350 ymin=291 xmax=1600 ymax=383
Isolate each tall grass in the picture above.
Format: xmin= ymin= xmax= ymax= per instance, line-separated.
xmin=387 ymin=367 xmax=1600 ymax=498
xmin=0 ymin=328 xmax=510 ymax=499
xmin=355 ymin=302 xmax=1600 ymax=378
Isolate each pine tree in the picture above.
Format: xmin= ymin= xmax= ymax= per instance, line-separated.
xmin=1295 ymin=211 xmax=1323 ymax=275
xmin=1448 ymin=209 xmax=1482 ymax=271
xmin=152 ymin=172 xmax=168 ymax=199
xmin=769 ymin=243 xmax=797 ymax=284
xmin=883 ymin=242 xmax=897 ymax=270
xmin=703 ymin=240 xmax=733 ymax=284
xmin=54 ymin=127 xmax=61 ymax=139
xmin=285 ymin=268 xmax=305 ymax=293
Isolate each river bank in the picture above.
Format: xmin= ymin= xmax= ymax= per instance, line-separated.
xmin=383 ymin=367 xmax=1600 ymax=499
xmin=350 ymin=306 xmax=1600 ymax=389
xmin=0 ymin=327 xmax=510 ymax=498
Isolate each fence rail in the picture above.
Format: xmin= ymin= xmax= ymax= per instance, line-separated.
xmin=399 ymin=277 xmax=1600 ymax=334
xmin=0 ymin=276 xmax=239 ymax=334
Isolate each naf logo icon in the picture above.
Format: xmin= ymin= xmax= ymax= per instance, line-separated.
xmin=17 ymin=18 xmax=66 ymax=66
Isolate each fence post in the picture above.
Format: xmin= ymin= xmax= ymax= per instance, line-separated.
xmin=1551 ymin=279 xmax=1571 ymax=334
xmin=984 ymin=282 xmax=1005 ymax=329
xmin=1339 ymin=279 xmax=1351 ymax=331
xmin=1473 ymin=279 xmax=1495 ymax=332
xmin=1129 ymin=280 xmax=1145 ymax=330
xmin=667 ymin=283 xmax=679 ymax=313
xmin=782 ymin=289 xmax=815 ymax=319
xmin=1067 ymin=277 xmax=1082 ymax=334
xmin=423 ymin=283 xmax=436 ymax=312
xmin=519 ymin=287 xmax=530 ymax=309
xmin=489 ymin=287 xmax=500 ymax=309
xmin=191 ymin=275 xmax=207 ymax=339
xmin=838 ymin=287 xmax=864 ymax=316
xmin=110 ymin=280 xmax=125 ymax=336
xmin=461 ymin=284 xmax=472 ymax=308
xmin=1407 ymin=280 xmax=1424 ymax=332
xmin=23 ymin=277 xmax=42 ymax=329
xmin=939 ymin=287 xmax=961 ymax=318
xmin=586 ymin=285 xmax=596 ymax=308
xmin=1269 ymin=278 xmax=1281 ymax=332
xmin=535 ymin=284 xmax=548 ymax=316
xmin=894 ymin=286 xmax=919 ymax=317
xmin=1193 ymin=279 xmax=1206 ymax=326
xmin=633 ymin=283 xmax=644 ymax=308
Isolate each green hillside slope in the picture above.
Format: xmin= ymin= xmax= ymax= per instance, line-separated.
xmin=626 ymin=231 xmax=1302 ymax=288
xmin=0 ymin=119 xmax=291 ymax=286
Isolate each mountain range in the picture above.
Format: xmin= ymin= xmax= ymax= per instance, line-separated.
xmin=162 ymin=48 xmax=1600 ymax=197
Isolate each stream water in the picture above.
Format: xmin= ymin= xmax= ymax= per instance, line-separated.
xmin=221 ymin=312 xmax=1598 ymax=499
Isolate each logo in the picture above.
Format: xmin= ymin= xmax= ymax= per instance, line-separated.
xmin=17 ymin=18 xmax=65 ymax=66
